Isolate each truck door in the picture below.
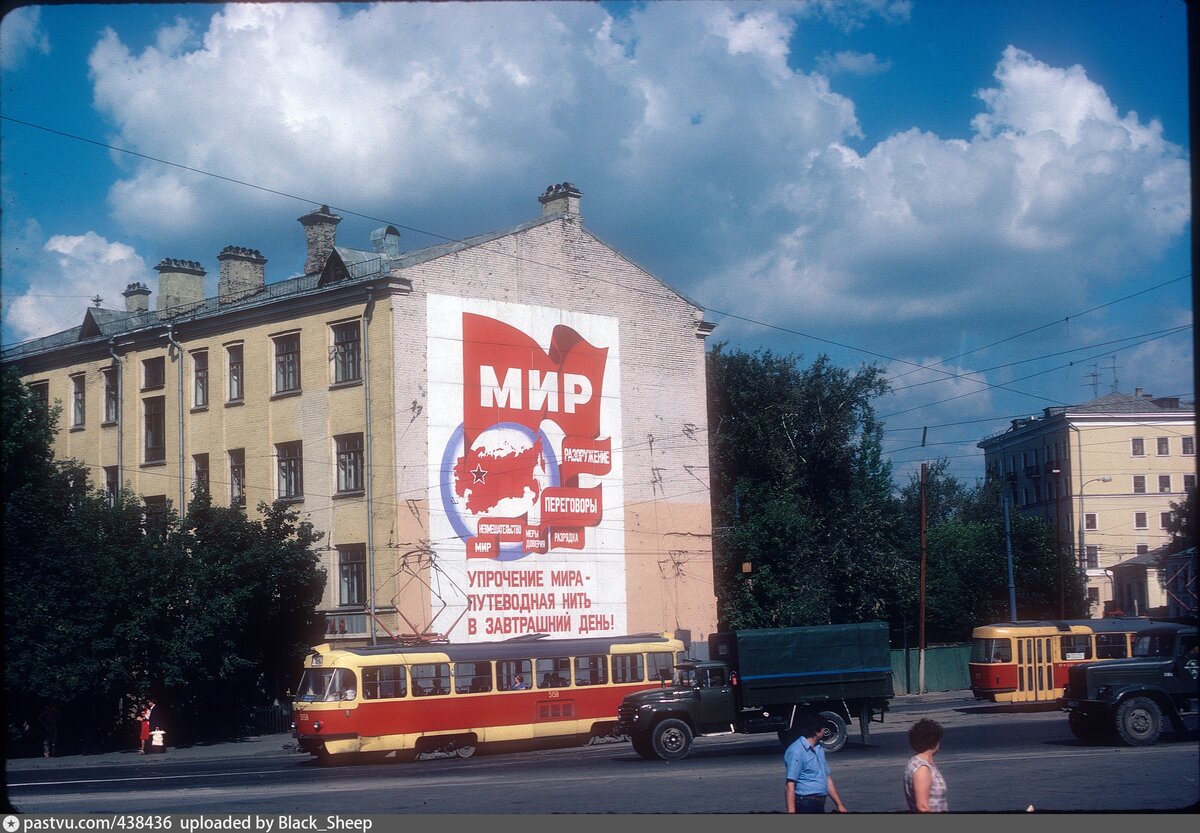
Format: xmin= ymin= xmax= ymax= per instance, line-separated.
xmin=694 ymin=667 xmax=734 ymax=732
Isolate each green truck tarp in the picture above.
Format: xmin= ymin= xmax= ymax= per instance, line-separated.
xmin=709 ymin=622 xmax=893 ymax=706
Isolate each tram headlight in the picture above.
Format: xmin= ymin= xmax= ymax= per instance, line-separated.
xmin=313 ymin=721 xmax=322 ymax=732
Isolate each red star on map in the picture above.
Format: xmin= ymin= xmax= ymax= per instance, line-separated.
xmin=470 ymin=464 xmax=488 ymax=484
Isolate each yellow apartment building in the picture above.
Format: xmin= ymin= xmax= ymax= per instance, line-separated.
xmin=978 ymin=390 xmax=1196 ymax=617
xmin=1 ymin=184 xmax=720 ymax=650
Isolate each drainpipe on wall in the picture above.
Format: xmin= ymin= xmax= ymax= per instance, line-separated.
xmin=109 ymin=338 xmax=123 ymax=495
xmin=363 ymin=287 xmax=377 ymax=646
xmin=165 ymin=325 xmax=186 ymax=515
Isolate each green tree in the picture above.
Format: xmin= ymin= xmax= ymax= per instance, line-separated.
xmin=707 ymin=344 xmax=907 ymax=629
xmin=1165 ymin=486 xmax=1196 ymax=552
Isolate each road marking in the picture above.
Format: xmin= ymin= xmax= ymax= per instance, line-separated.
xmin=6 ymin=769 xmax=297 ymax=789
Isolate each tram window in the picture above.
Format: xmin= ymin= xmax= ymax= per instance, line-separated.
xmin=970 ymin=638 xmax=1012 ymax=663
xmin=411 ymin=662 xmax=450 ymax=697
xmin=648 ymin=651 xmax=674 ymax=682
xmin=536 ymin=657 xmax=571 ymax=688
xmin=574 ymin=655 xmax=609 ymax=686
xmin=1060 ymin=635 xmax=1092 ymax=661
xmin=612 ymin=654 xmax=645 ymax=683
xmin=295 ymin=668 xmax=357 ymax=703
xmin=363 ymin=665 xmax=407 ymax=699
xmin=1096 ymin=634 xmax=1129 ymax=659
xmin=455 ymin=661 xmax=492 ymax=693
xmin=1017 ymin=640 xmax=1023 ymax=664
xmin=1036 ymin=639 xmax=1043 ymax=663
xmin=496 ymin=659 xmax=532 ymax=691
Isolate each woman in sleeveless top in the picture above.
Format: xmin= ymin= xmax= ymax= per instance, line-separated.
xmin=904 ymin=719 xmax=948 ymax=812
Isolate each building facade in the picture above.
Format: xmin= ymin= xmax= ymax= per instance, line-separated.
xmin=2 ymin=184 xmax=720 ymax=650
xmin=978 ymin=390 xmax=1196 ymax=617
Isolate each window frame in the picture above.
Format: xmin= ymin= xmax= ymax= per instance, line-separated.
xmin=276 ymin=440 xmax=304 ymax=501
xmin=1160 ymin=511 xmax=1172 ymax=530
xmin=193 ymin=453 xmax=209 ymax=494
xmin=1156 ymin=437 xmax=1170 ymax=456
xmin=1084 ymin=513 xmax=1097 ymax=531
xmin=335 ymin=433 xmax=365 ymax=494
xmin=337 ymin=544 xmax=366 ymax=606
xmin=330 ymin=320 xmax=362 ymax=385
xmin=226 ymin=343 xmax=244 ymax=403
xmin=143 ymin=396 xmax=166 ymax=464
xmin=191 ymin=349 xmax=209 ymax=409
xmin=1183 ymin=436 xmax=1195 ymax=456
xmin=70 ymin=373 xmax=86 ymax=428
xmin=228 ymin=448 xmax=246 ymax=506
xmin=103 ymin=367 xmax=118 ymax=424
xmin=273 ymin=331 xmax=302 ymax=395
xmin=1130 ymin=437 xmax=1145 ymax=457
xmin=1133 ymin=512 xmax=1148 ymax=530
xmin=1132 ymin=475 xmax=1146 ymax=494
xmin=1158 ymin=474 xmax=1172 ymax=493
xmin=142 ymin=357 xmax=165 ymax=391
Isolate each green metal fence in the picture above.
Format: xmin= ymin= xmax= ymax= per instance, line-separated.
xmin=890 ymin=644 xmax=971 ymax=694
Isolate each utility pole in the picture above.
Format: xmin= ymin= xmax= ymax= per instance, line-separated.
xmin=1003 ymin=490 xmax=1017 ymax=620
xmin=919 ymin=462 xmax=927 ymax=695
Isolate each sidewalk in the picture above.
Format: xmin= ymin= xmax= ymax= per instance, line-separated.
xmin=4 ymin=689 xmax=976 ymax=773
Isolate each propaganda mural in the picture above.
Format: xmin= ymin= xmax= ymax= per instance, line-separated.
xmin=427 ymin=295 xmax=626 ymax=642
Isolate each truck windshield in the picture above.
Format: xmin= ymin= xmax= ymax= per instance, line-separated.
xmin=673 ymin=666 xmax=698 ymax=687
xmin=1132 ymin=633 xmax=1177 ymax=658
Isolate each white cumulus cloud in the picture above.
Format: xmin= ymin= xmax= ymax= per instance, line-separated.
xmin=0 ymin=6 xmax=50 ymax=71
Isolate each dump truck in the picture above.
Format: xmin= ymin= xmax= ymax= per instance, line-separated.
xmin=614 ymin=621 xmax=894 ymax=761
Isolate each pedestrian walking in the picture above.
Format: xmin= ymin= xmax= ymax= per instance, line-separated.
xmin=904 ymin=718 xmax=948 ymax=812
xmin=39 ymin=703 xmax=58 ymax=758
xmin=783 ymin=712 xmax=847 ymax=813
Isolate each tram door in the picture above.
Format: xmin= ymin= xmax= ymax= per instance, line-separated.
xmin=1014 ymin=636 xmax=1055 ymax=703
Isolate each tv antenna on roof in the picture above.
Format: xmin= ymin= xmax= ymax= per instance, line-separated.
xmin=1083 ymin=365 xmax=1099 ymax=398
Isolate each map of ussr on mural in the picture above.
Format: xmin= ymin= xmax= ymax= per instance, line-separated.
xmin=427 ymin=295 xmax=627 ymax=642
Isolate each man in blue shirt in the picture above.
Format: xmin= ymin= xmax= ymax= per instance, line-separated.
xmin=784 ymin=713 xmax=848 ymax=813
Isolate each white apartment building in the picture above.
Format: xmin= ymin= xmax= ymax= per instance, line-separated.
xmin=978 ymin=390 xmax=1196 ymax=617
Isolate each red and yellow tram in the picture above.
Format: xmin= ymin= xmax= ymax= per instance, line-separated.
xmin=291 ymin=632 xmax=685 ymax=763
xmin=968 ymin=617 xmax=1154 ymax=703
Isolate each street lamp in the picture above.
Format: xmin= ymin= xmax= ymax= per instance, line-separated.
xmin=1077 ymin=476 xmax=1113 ymax=616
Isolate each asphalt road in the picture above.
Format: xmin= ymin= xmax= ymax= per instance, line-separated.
xmin=5 ymin=692 xmax=1198 ymax=819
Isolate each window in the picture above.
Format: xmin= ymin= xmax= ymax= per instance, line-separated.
xmin=335 ymin=433 xmax=364 ymax=493
xmin=1086 ymin=588 xmax=1100 ymax=610
xmin=1160 ymin=512 xmax=1172 ymax=529
xmin=1084 ymin=513 xmax=1097 ymax=531
xmin=144 ymin=495 xmax=168 ymax=535
xmin=648 ymin=651 xmax=676 ymax=682
xmin=1159 ymin=474 xmax=1172 ymax=493
xmin=70 ymin=374 xmax=85 ymax=427
xmin=1130 ymin=437 xmax=1145 ymax=457
xmin=1134 ymin=512 xmax=1148 ymax=530
xmin=338 ymin=544 xmax=366 ymax=606
xmin=411 ymin=663 xmax=450 ymax=697
xmin=331 ymin=321 xmax=362 ymax=384
xmin=273 ymin=332 xmax=301 ymax=393
xmin=229 ymin=449 xmax=246 ymax=506
xmin=611 ymin=654 xmax=645 ymax=684
xmin=192 ymin=350 xmax=208 ymax=408
xmin=1136 ymin=544 xmax=1149 ymax=555
xmin=536 ymin=657 xmax=572 ymax=689
xmin=1095 ymin=634 xmax=1129 ymax=659
xmin=1156 ymin=437 xmax=1170 ymax=456
xmin=363 ymin=666 xmax=406 ymax=700
xmin=1082 ymin=546 xmax=1099 ymax=570
xmin=193 ymin=454 xmax=209 ymax=494
xmin=144 ymin=397 xmax=165 ymax=463
xmin=1059 ymin=635 xmax=1092 ymax=661
xmin=496 ymin=659 xmax=532 ymax=691
xmin=142 ymin=357 xmax=164 ymax=390
xmin=104 ymin=466 xmax=118 ymax=503
xmin=455 ymin=661 xmax=493 ymax=694
xmin=573 ymin=655 xmax=608 ymax=686
xmin=226 ymin=344 xmax=244 ymax=402
xmin=1132 ymin=475 xmax=1146 ymax=494
xmin=1184 ymin=436 xmax=1195 ymax=456
xmin=103 ymin=368 xmax=118 ymax=423
xmin=276 ymin=441 xmax=303 ymax=500
xmin=30 ymin=381 xmax=49 ymax=409
xmin=1184 ymin=473 xmax=1196 ymax=491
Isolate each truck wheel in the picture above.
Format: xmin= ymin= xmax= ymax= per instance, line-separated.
xmin=817 ymin=711 xmax=848 ymax=753
xmin=857 ymin=704 xmax=872 ymax=747
xmin=631 ymin=731 xmax=656 ymax=760
xmin=651 ymin=718 xmax=693 ymax=761
xmin=1115 ymin=697 xmax=1162 ymax=747
xmin=1068 ymin=712 xmax=1111 ymax=744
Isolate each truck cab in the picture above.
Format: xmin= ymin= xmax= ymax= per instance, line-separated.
xmin=1061 ymin=623 xmax=1198 ymax=746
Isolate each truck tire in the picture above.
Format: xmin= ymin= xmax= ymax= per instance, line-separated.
xmin=651 ymin=718 xmax=693 ymax=761
xmin=631 ymin=731 xmax=656 ymax=760
xmin=817 ymin=711 xmax=847 ymax=753
xmin=1115 ymin=696 xmax=1162 ymax=747
xmin=857 ymin=703 xmax=871 ymax=747
xmin=1068 ymin=712 xmax=1111 ymax=744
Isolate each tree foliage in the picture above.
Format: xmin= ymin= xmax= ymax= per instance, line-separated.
xmin=3 ymin=369 xmax=326 ymax=754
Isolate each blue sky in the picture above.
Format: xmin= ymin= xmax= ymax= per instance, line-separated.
xmin=0 ymin=1 xmax=1191 ymax=486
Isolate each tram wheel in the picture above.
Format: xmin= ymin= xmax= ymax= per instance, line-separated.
xmin=454 ymin=744 xmax=476 ymax=758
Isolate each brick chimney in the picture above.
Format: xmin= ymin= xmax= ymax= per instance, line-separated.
xmin=299 ymin=205 xmax=341 ymax=275
xmin=217 ymin=246 xmax=267 ymax=304
xmin=123 ymin=282 xmax=151 ymax=313
xmin=155 ymin=258 xmax=206 ymax=314
xmin=538 ymin=182 xmax=582 ymax=218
